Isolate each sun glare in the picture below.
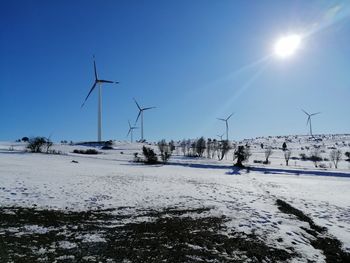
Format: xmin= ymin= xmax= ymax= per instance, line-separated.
xmin=274 ymin=34 xmax=301 ymax=58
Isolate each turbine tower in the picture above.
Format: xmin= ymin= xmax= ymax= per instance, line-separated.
xmin=81 ymin=56 xmax=119 ymax=142
xmin=217 ymin=113 xmax=234 ymax=141
xmin=133 ymin=98 xmax=155 ymax=142
xmin=127 ymin=120 xmax=137 ymax=143
xmin=302 ymin=109 xmax=320 ymax=137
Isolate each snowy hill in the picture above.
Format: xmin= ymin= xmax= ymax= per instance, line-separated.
xmin=0 ymin=134 xmax=349 ymax=262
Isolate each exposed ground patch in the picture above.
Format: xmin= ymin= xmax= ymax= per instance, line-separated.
xmin=0 ymin=206 xmax=294 ymax=263
xmin=276 ymin=199 xmax=350 ymax=263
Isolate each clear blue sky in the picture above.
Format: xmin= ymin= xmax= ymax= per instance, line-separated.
xmin=1 ymin=0 xmax=349 ymax=142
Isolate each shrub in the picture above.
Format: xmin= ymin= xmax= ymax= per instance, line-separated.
xmin=318 ymin=163 xmax=327 ymax=169
xmin=133 ymin=152 xmax=141 ymax=163
xmin=101 ymin=145 xmax=113 ymax=150
xmin=345 ymin=152 xmax=350 ymax=161
xmin=21 ymin=137 xmax=29 ymax=142
xmin=73 ymin=149 xmax=99 ymax=155
xmin=101 ymin=140 xmax=114 ymax=150
xmin=299 ymin=153 xmax=307 ymax=161
xmin=142 ymin=146 xmax=158 ymax=164
xmin=233 ymin=146 xmax=251 ymax=167
xmin=310 ymin=149 xmax=322 ymax=168
xmin=27 ymin=137 xmax=47 ymax=153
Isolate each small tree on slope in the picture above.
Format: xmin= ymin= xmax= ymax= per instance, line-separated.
xmin=233 ymin=146 xmax=251 ymax=167
xmin=142 ymin=146 xmax=158 ymax=164
xmin=330 ymin=149 xmax=342 ymax=169
xmin=264 ymin=147 xmax=273 ymax=164
xmin=284 ymin=150 xmax=292 ymax=166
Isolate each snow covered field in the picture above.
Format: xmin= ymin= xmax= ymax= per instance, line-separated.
xmin=0 ymin=135 xmax=349 ymax=262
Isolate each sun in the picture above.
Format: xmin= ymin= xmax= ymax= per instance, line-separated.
xmin=274 ymin=34 xmax=301 ymax=58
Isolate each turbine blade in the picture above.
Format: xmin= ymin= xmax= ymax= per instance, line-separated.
xmin=135 ymin=110 xmax=141 ymax=124
xmin=217 ymin=118 xmax=225 ymax=121
xmin=81 ymin=82 xmax=97 ymax=107
xmin=301 ymin=109 xmax=309 ymax=116
xmin=143 ymin=106 xmax=156 ymax=111
xmin=93 ymin=57 xmax=98 ymax=80
xmin=133 ymin=98 xmax=141 ymax=110
xmin=306 ymin=117 xmax=310 ymax=126
xmin=127 ymin=128 xmax=131 ymax=137
xmin=99 ymin=79 xmax=118 ymax=84
xmin=128 ymin=120 xmax=131 ymax=128
xmin=310 ymin=112 xmax=321 ymax=116
xmin=226 ymin=112 xmax=234 ymax=121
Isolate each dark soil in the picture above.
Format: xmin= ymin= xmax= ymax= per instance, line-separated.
xmin=276 ymin=199 xmax=350 ymax=263
xmin=0 ymin=206 xmax=294 ymax=263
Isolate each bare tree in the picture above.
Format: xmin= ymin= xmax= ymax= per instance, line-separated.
xmin=211 ymin=139 xmax=218 ymax=159
xmin=45 ymin=137 xmax=53 ymax=153
xmin=330 ymin=149 xmax=342 ymax=169
xmin=264 ymin=147 xmax=273 ymax=164
xmin=196 ymin=137 xmax=206 ymax=157
xmin=284 ymin=150 xmax=292 ymax=166
xmin=233 ymin=145 xmax=251 ymax=167
xmin=310 ymin=148 xmax=322 ymax=168
xmin=158 ymin=139 xmax=167 ymax=153
xmin=219 ymin=140 xmax=231 ymax=160
xmin=27 ymin=137 xmax=47 ymax=153
xmin=206 ymin=138 xmax=212 ymax=158
xmin=180 ymin=139 xmax=187 ymax=156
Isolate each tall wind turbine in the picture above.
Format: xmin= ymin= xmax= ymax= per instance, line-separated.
xmin=217 ymin=113 xmax=234 ymax=141
xmin=302 ymin=109 xmax=320 ymax=136
xmin=81 ymin=56 xmax=119 ymax=142
xmin=127 ymin=120 xmax=138 ymax=143
xmin=133 ymin=98 xmax=155 ymax=142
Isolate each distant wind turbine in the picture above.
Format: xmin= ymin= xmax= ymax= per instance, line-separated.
xmin=302 ymin=109 xmax=320 ymax=136
xmin=133 ymin=98 xmax=156 ymax=142
xmin=127 ymin=120 xmax=138 ymax=143
xmin=216 ymin=133 xmax=224 ymax=141
xmin=81 ymin=56 xmax=119 ymax=142
xmin=217 ymin=113 xmax=234 ymax=141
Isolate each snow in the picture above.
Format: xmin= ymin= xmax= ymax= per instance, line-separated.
xmin=1 ymin=134 xmax=350 ymax=261
xmin=79 ymin=233 xmax=107 ymax=243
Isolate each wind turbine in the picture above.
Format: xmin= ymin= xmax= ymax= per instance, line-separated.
xmin=217 ymin=113 xmax=234 ymax=141
xmin=302 ymin=109 xmax=320 ymax=136
xmin=81 ymin=56 xmax=119 ymax=142
xmin=217 ymin=134 xmax=224 ymax=141
xmin=133 ymin=98 xmax=156 ymax=142
xmin=127 ymin=120 xmax=138 ymax=143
